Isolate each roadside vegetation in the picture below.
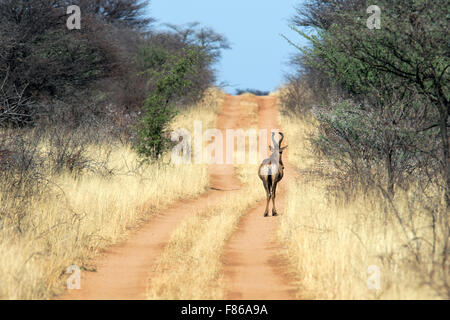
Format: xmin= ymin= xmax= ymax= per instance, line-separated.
xmin=279 ymin=112 xmax=445 ymax=299
xmin=0 ymin=88 xmax=224 ymax=299
xmin=279 ymin=0 xmax=449 ymax=299
xmin=235 ymin=88 xmax=270 ymax=96
xmin=0 ymin=0 xmax=229 ymax=299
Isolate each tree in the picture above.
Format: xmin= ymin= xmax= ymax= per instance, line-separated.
xmin=291 ymin=0 xmax=449 ymax=204
xmin=135 ymin=49 xmax=201 ymax=160
xmin=140 ymin=24 xmax=230 ymax=105
xmin=292 ymin=0 xmax=366 ymax=30
xmin=76 ymin=0 xmax=153 ymax=30
xmin=0 ymin=0 xmax=153 ymax=126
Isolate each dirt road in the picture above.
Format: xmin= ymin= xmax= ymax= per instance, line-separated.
xmin=222 ymin=96 xmax=297 ymax=299
xmin=59 ymin=94 xmax=296 ymax=300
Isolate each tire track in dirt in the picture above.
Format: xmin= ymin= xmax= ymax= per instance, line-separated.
xmin=59 ymin=95 xmax=248 ymax=300
xmin=222 ymin=95 xmax=297 ymax=300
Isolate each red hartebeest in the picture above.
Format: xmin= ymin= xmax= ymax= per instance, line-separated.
xmin=258 ymin=132 xmax=287 ymax=217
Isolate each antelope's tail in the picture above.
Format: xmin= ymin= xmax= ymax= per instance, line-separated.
xmin=267 ymin=167 xmax=273 ymax=197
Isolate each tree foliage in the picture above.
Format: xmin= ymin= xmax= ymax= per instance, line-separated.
xmin=135 ymin=49 xmax=202 ymax=160
xmin=288 ymin=0 xmax=449 ymax=200
xmin=0 ymin=0 xmax=229 ymax=132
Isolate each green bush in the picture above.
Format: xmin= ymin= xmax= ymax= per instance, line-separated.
xmin=135 ymin=49 xmax=202 ymax=160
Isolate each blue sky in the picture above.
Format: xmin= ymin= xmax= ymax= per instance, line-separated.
xmin=148 ymin=0 xmax=307 ymax=93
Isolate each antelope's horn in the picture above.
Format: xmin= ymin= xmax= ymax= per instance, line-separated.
xmin=278 ymin=132 xmax=284 ymax=147
xmin=271 ymin=132 xmax=277 ymax=149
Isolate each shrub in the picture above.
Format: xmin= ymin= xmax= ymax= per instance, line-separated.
xmin=235 ymin=88 xmax=269 ymax=96
xmin=290 ymin=0 xmax=449 ymax=205
xmin=136 ymin=49 xmax=202 ymax=160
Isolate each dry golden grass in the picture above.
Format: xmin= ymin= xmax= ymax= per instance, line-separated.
xmin=0 ymin=88 xmax=225 ymax=299
xmin=278 ymin=111 xmax=447 ymax=299
xmin=280 ymin=112 xmax=317 ymax=171
xmin=146 ymin=163 xmax=263 ymax=299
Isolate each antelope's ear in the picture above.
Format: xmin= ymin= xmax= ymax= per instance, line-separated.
xmin=281 ymin=146 xmax=288 ymax=151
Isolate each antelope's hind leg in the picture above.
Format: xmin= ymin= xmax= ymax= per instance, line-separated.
xmin=262 ymin=179 xmax=271 ymax=217
xmin=271 ymin=182 xmax=278 ymax=216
